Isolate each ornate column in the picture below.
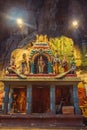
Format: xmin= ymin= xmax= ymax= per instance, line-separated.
xmin=70 ymin=86 xmax=73 ymax=105
xmin=48 ymin=62 xmax=52 ymax=73
xmin=73 ymin=84 xmax=81 ymax=114
xmin=50 ymin=85 xmax=55 ymax=113
xmin=30 ymin=62 xmax=34 ymax=74
xmin=26 ymin=84 xmax=32 ymax=114
xmin=3 ymin=85 xmax=10 ymax=114
xmin=8 ymin=88 xmax=13 ymax=113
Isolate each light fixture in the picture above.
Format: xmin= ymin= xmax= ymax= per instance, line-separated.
xmin=72 ymin=20 xmax=79 ymax=29
xmin=16 ymin=18 xmax=24 ymax=28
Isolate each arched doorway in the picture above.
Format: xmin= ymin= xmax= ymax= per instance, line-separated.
xmin=34 ymin=55 xmax=48 ymax=74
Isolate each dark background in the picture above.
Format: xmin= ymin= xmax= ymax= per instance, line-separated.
xmin=0 ymin=0 xmax=87 ymax=68
xmin=0 ymin=0 xmax=87 ymax=40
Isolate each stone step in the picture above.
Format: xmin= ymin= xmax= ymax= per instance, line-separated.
xmin=0 ymin=114 xmax=84 ymax=128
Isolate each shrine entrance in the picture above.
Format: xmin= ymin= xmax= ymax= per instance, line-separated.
xmin=55 ymin=86 xmax=72 ymax=112
xmin=32 ymin=86 xmax=50 ymax=113
xmin=56 ymin=86 xmax=72 ymax=105
xmin=12 ymin=87 xmax=26 ymax=113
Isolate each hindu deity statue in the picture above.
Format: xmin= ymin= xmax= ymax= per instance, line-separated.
xmin=52 ymin=54 xmax=61 ymax=74
xmin=70 ymin=57 xmax=76 ymax=74
xmin=21 ymin=53 xmax=29 ymax=74
xmin=37 ymin=56 xmax=45 ymax=74
xmin=17 ymin=91 xmax=26 ymax=113
xmin=62 ymin=56 xmax=68 ymax=72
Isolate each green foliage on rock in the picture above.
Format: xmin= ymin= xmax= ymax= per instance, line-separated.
xmin=49 ymin=36 xmax=74 ymax=62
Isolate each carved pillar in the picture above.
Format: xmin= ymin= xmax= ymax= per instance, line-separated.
xmin=3 ymin=85 xmax=10 ymax=114
xmin=48 ymin=62 xmax=52 ymax=73
xmin=73 ymin=84 xmax=81 ymax=114
xmin=50 ymin=85 xmax=55 ymax=113
xmin=30 ymin=62 xmax=34 ymax=74
xmin=26 ymin=84 xmax=32 ymax=114
xmin=8 ymin=88 xmax=13 ymax=113
xmin=70 ymin=86 xmax=73 ymax=105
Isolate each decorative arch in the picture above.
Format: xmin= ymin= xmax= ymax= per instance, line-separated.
xmin=31 ymin=52 xmax=52 ymax=63
xmin=30 ymin=51 xmax=52 ymax=74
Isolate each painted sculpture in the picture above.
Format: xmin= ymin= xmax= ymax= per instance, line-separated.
xmin=37 ymin=56 xmax=45 ymax=73
xmin=6 ymin=35 xmax=76 ymax=78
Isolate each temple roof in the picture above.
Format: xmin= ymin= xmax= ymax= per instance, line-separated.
xmin=0 ymin=34 xmax=81 ymax=83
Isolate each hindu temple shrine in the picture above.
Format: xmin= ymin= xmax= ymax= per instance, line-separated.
xmin=0 ymin=34 xmax=82 ymax=116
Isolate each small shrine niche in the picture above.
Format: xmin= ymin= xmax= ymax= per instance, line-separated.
xmin=34 ymin=55 xmax=48 ymax=74
xmin=12 ymin=88 xmax=26 ymax=113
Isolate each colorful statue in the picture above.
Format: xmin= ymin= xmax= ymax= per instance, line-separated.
xmin=70 ymin=57 xmax=76 ymax=74
xmin=52 ymin=55 xmax=61 ymax=74
xmin=21 ymin=53 xmax=29 ymax=74
xmin=37 ymin=56 xmax=45 ymax=73
xmin=62 ymin=56 xmax=68 ymax=72
xmin=17 ymin=91 xmax=26 ymax=112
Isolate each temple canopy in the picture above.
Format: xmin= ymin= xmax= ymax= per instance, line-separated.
xmin=5 ymin=34 xmax=76 ymax=78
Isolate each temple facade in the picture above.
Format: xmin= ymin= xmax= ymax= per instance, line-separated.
xmin=0 ymin=35 xmax=81 ymax=115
